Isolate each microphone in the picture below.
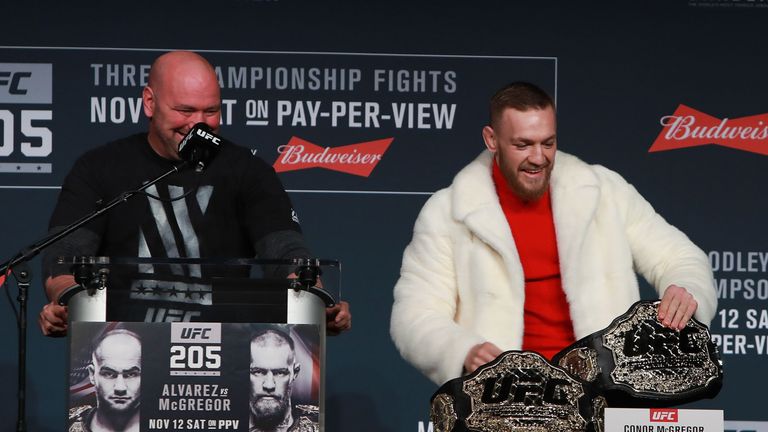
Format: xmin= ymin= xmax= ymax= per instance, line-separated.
xmin=178 ymin=123 xmax=222 ymax=172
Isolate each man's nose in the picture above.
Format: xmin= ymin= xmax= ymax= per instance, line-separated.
xmin=188 ymin=111 xmax=206 ymax=126
xmin=528 ymin=144 xmax=546 ymax=165
xmin=189 ymin=113 xmax=205 ymax=128
xmin=262 ymin=372 xmax=276 ymax=392
xmin=114 ymin=375 xmax=128 ymax=393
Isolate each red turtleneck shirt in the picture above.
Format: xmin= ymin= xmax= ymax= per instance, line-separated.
xmin=492 ymin=160 xmax=575 ymax=359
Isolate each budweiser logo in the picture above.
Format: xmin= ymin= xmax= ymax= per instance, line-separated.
xmin=273 ymin=136 xmax=393 ymax=177
xmin=649 ymin=104 xmax=768 ymax=155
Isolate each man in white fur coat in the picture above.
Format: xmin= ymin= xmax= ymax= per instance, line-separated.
xmin=390 ymin=82 xmax=717 ymax=386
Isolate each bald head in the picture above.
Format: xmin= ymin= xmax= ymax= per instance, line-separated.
xmin=147 ymin=51 xmax=217 ymax=91
xmin=142 ymin=50 xmax=221 ymax=160
xmin=92 ymin=329 xmax=142 ymax=365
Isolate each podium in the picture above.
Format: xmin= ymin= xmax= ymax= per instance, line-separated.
xmin=58 ymin=257 xmax=339 ymax=432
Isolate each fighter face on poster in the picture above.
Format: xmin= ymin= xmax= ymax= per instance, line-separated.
xmin=68 ymin=322 xmax=321 ymax=432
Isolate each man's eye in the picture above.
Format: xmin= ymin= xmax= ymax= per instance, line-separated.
xmin=124 ymin=371 xmax=141 ymax=378
xmin=100 ymin=371 xmax=118 ymax=379
xmin=250 ymin=369 xmax=266 ymax=376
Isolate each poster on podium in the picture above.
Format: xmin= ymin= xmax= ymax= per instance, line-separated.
xmin=67 ymin=321 xmax=320 ymax=432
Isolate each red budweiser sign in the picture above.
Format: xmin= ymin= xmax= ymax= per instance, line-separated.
xmin=649 ymin=104 xmax=768 ymax=155
xmin=273 ymin=136 xmax=393 ymax=177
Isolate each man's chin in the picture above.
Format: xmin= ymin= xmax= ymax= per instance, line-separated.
xmin=103 ymin=401 xmax=139 ymax=414
xmin=250 ymin=409 xmax=286 ymax=429
xmin=513 ymin=185 xmax=548 ymax=202
xmin=251 ymin=399 xmax=289 ymax=421
xmin=252 ymin=401 xmax=281 ymax=415
xmin=511 ymin=175 xmax=550 ymax=202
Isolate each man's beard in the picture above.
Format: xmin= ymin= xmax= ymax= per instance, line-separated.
xmin=502 ymin=159 xmax=553 ymax=202
xmin=507 ymin=172 xmax=550 ymax=201
xmin=250 ymin=396 xmax=290 ymax=429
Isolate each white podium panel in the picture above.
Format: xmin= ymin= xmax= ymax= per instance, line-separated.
xmin=60 ymin=257 xmax=339 ymax=432
xmin=67 ymin=322 xmax=321 ymax=432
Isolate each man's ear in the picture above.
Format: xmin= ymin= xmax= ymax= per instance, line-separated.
xmin=293 ymin=363 xmax=301 ymax=378
xmin=142 ymin=86 xmax=155 ymax=118
xmin=482 ymin=126 xmax=497 ymax=152
xmin=87 ymin=363 xmax=96 ymax=385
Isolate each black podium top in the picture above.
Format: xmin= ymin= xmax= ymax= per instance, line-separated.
xmin=55 ymin=257 xmax=340 ymax=323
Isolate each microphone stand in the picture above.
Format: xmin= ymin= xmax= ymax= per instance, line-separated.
xmin=0 ymin=160 xmax=189 ymax=432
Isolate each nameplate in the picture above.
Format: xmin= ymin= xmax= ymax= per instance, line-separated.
xmin=604 ymin=408 xmax=723 ymax=432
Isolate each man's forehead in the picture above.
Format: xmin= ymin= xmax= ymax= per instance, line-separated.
xmin=497 ymin=107 xmax=556 ymax=133
xmin=96 ymin=360 xmax=141 ymax=371
xmin=157 ymin=78 xmax=221 ymax=112
xmin=251 ymin=341 xmax=292 ymax=354
xmin=500 ymin=106 xmax=555 ymax=120
xmin=95 ymin=350 xmax=141 ymax=365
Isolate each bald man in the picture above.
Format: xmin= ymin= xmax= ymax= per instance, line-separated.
xmin=39 ymin=51 xmax=351 ymax=334
xmin=69 ymin=329 xmax=142 ymax=432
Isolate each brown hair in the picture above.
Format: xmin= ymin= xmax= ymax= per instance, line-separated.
xmin=489 ymin=82 xmax=555 ymax=128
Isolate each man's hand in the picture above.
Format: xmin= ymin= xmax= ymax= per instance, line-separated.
xmin=39 ymin=274 xmax=78 ymax=337
xmin=326 ymin=301 xmax=351 ymax=336
xmin=658 ymin=284 xmax=698 ymax=330
xmin=289 ymin=272 xmax=351 ymax=336
xmin=38 ymin=300 xmax=68 ymax=337
xmin=464 ymin=341 xmax=502 ymax=374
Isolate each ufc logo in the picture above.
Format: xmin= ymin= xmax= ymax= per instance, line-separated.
xmin=171 ymin=323 xmax=221 ymax=344
xmin=623 ymin=321 xmax=699 ymax=357
xmin=0 ymin=63 xmax=52 ymax=104
xmin=196 ymin=128 xmax=221 ymax=144
xmin=650 ymin=408 xmax=678 ymax=422
xmin=0 ymin=71 xmax=31 ymax=95
xmin=480 ymin=370 xmax=572 ymax=406
xmin=180 ymin=327 xmax=212 ymax=340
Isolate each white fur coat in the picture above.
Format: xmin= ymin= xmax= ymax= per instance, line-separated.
xmin=390 ymin=150 xmax=716 ymax=385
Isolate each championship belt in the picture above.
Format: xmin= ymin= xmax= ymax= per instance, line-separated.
xmin=551 ymin=300 xmax=723 ymax=407
xmin=430 ymin=351 xmax=604 ymax=432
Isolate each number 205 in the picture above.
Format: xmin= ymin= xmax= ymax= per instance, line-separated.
xmin=0 ymin=109 xmax=52 ymax=157
xmin=170 ymin=345 xmax=222 ymax=369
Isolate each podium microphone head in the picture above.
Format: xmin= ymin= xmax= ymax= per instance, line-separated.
xmin=178 ymin=123 xmax=222 ymax=172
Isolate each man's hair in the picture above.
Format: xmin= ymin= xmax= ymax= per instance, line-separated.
xmin=91 ymin=328 xmax=142 ymax=361
xmin=489 ymin=82 xmax=555 ymax=128
xmin=250 ymin=327 xmax=296 ymax=353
